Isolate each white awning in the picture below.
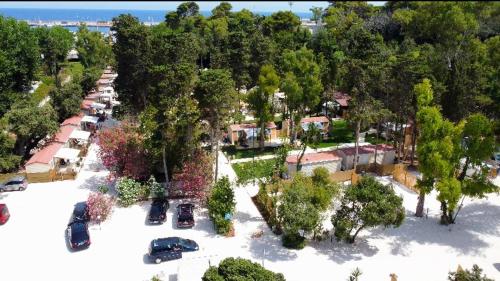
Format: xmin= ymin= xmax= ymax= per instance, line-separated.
xmin=54 ymin=148 xmax=80 ymax=161
xmin=81 ymin=115 xmax=99 ymax=124
xmin=91 ymin=102 xmax=106 ymax=110
xmin=69 ymin=130 xmax=91 ymax=141
xmin=100 ymin=92 xmax=113 ymax=98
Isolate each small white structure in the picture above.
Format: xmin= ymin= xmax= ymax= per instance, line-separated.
xmin=336 ymin=144 xmax=396 ymax=170
xmin=69 ymin=130 xmax=91 ymax=147
xmin=53 ymin=147 xmax=81 ymax=173
xmin=286 ymin=151 xmax=342 ymax=177
xmin=81 ymin=115 xmax=99 ymax=131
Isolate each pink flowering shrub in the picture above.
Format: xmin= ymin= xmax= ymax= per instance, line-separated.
xmin=97 ymin=121 xmax=151 ymax=181
xmin=86 ymin=192 xmax=115 ymax=223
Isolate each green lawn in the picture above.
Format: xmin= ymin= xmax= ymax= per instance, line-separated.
xmin=222 ymin=145 xmax=278 ymax=159
xmin=308 ymin=120 xmax=354 ymax=149
xmin=59 ymin=62 xmax=84 ymax=83
xmin=31 ymin=75 xmax=55 ymax=104
xmin=365 ymin=133 xmax=390 ymax=145
xmin=232 ymin=159 xmax=276 ymax=184
xmin=330 ymin=119 xmax=355 ymax=143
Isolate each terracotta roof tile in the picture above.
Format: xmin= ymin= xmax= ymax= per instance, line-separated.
xmin=61 ymin=114 xmax=83 ymax=127
xmin=286 ymin=151 xmax=341 ymax=164
xmin=53 ymin=126 xmax=76 ymax=143
xmin=26 ymin=142 xmax=63 ymax=165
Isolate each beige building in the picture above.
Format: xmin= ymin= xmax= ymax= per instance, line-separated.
xmin=286 ymin=151 xmax=342 ymax=177
xmin=228 ymin=122 xmax=277 ymax=146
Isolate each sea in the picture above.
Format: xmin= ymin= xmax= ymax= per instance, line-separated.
xmin=0 ymin=8 xmax=313 ymax=34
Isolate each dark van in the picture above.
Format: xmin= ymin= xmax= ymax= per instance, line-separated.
xmin=148 ymin=238 xmax=183 ymax=264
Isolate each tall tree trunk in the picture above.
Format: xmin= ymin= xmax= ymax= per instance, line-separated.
xmin=353 ymin=120 xmax=361 ymax=171
xmin=440 ymin=201 xmax=451 ymax=225
xmin=259 ymin=120 xmax=265 ymax=150
xmin=415 ymin=188 xmax=425 ymax=217
xmin=162 ymin=145 xmax=169 ymax=185
xmin=214 ymin=120 xmax=220 ymax=182
xmin=289 ymin=113 xmax=295 ymax=145
xmin=410 ymin=119 xmax=417 ymax=167
xmin=296 ymin=144 xmax=307 ymax=172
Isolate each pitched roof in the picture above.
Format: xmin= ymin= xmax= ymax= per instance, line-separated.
xmin=286 ymin=151 xmax=341 ymax=164
xmin=61 ymin=114 xmax=83 ymax=127
xmin=86 ymin=92 xmax=100 ymax=100
xmin=229 ymin=122 xmax=277 ymax=131
xmin=81 ymin=99 xmax=94 ymax=110
xmin=25 ymin=142 xmax=63 ymax=165
xmin=53 ymin=126 xmax=76 ymax=143
xmin=301 ymin=116 xmax=329 ymax=124
xmin=333 ymin=92 xmax=351 ymax=107
xmin=337 ymin=144 xmax=395 ymax=156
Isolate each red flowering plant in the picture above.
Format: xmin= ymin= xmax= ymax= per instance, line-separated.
xmin=97 ymin=121 xmax=151 ymax=181
xmin=173 ymin=149 xmax=214 ymax=204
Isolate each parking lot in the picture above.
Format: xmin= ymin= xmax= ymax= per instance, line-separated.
xmin=0 ymin=145 xmax=272 ymax=281
xmin=1 ymin=144 xmax=500 ymax=281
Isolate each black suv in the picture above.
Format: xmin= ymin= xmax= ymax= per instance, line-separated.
xmin=148 ymin=237 xmax=199 ymax=264
xmin=148 ymin=199 xmax=169 ymax=224
xmin=71 ymin=202 xmax=90 ymax=222
xmin=67 ymin=221 xmax=91 ymax=250
xmin=176 ymin=203 xmax=194 ymax=228
xmin=67 ymin=202 xmax=91 ymax=250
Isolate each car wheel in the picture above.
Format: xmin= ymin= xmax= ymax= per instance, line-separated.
xmin=155 ymin=258 xmax=162 ymax=264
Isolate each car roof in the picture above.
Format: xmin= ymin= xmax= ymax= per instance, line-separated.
xmin=74 ymin=202 xmax=88 ymax=212
xmin=153 ymin=237 xmax=181 ymax=246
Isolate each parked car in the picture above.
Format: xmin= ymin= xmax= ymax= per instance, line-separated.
xmin=148 ymin=237 xmax=199 ymax=264
xmin=71 ymin=202 xmax=90 ymax=223
xmin=148 ymin=199 xmax=169 ymax=224
xmin=176 ymin=203 xmax=194 ymax=228
xmin=0 ymin=204 xmax=10 ymax=225
xmin=67 ymin=221 xmax=91 ymax=250
xmin=0 ymin=176 xmax=28 ymax=192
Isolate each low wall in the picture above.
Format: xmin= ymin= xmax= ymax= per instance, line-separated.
xmin=330 ymin=169 xmax=360 ymax=184
xmin=392 ymin=164 xmax=419 ymax=193
xmin=355 ymin=163 xmax=395 ymax=176
xmin=26 ymin=169 xmax=77 ymax=183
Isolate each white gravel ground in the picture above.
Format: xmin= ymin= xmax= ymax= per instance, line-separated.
xmin=0 ymin=144 xmax=499 ymax=281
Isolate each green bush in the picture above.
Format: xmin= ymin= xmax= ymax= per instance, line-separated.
xmin=146 ymin=176 xmax=165 ymax=199
xmin=97 ymin=184 xmax=109 ymax=194
xmin=202 ymin=257 xmax=286 ymax=281
xmin=115 ymin=177 xmax=142 ymax=207
xmin=208 ymin=176 xmax=235 ymax=235
xmin=282 ymin=233 xmax=306 ymax=249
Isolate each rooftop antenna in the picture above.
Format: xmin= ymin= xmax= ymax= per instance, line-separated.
xmin=288 ymin=1 xmax=293 ymax=11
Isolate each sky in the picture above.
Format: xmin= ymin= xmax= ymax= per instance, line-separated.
xmin=0 ymin=1 xmax=386 ymax=12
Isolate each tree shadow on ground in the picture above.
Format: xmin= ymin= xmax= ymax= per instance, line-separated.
xmin=77 ymin=174 xmax=115 ymax=194
xmin=234 ymin=210 xmax=265 ymax=223
xmin=310 ymin=236 xmax=379 ymax=264
xmin=372 ymin=202 xmax=500 ymax=257
xmin=248 ymin=232 xmax=298 ymax=262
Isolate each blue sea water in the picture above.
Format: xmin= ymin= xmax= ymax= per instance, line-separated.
xmin=0 ymin=8 xmax=312 ymax=22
